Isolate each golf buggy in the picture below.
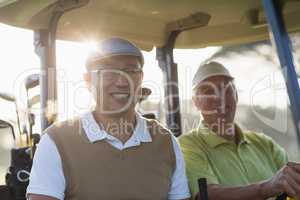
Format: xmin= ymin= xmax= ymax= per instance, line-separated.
xmin=0 ymin=0 xmax=300 ymax=199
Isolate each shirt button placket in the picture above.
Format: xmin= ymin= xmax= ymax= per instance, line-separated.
xmin=237 ymin=145 xmax=248 ymax=178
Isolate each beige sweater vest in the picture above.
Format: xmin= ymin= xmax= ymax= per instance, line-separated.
xmin=47 ymin=117 xmax=176 ymax=200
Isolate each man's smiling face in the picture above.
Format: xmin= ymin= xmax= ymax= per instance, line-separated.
xmin=193 ymin=75 xmax=238 ymax=128
xmin=86 ymin=55 xmax=143 ymax=115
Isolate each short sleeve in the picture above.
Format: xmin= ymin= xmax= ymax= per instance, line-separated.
xmin=26 ymin=133 xmax=66 ymax=200
xmin=262 ymin=134 xmax=288 ymax=170
xmin=179 ymin=134 xmax=219 ymax=198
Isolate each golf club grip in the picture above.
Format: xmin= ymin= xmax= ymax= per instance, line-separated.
xmin=198 ymin=178 xmax=208 ymax=200
xmin=275 ymin=193 xmax=287 ymax=200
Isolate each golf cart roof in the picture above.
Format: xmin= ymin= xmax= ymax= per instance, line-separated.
xmin=1 ymin=0 xmax=300 ymax=50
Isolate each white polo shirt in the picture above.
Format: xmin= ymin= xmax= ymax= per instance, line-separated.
xmin=27 ymin=112 xmax=191 ymax=200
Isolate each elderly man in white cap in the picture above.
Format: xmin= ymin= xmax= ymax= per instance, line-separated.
xmin=27 ymin=38 xmax=191 ymax=200
xmin=179 ymin=61 xmax=300 ymax=200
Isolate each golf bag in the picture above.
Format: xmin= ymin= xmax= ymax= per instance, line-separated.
xmin=0 ymin=134 xmax=40 ymax=200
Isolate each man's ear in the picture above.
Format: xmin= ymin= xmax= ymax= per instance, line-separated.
xmin=140 ymin=70 xmax=144 ymax=81
xmin=192 ymin=94 xmax=201 ymax=110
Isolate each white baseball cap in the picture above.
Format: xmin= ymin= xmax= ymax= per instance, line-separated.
xmin=192 ymin=61 xmax=233 ymax=90
xmin=86 ymin=37 xmax=144 ymax=70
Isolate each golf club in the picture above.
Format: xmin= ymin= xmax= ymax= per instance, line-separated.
xmin=24 ymin=74 xmax=39 ymax=148
xmin=24 ymin=74 xmax=39 ymax=91
xmin=0 ymin=119 xmax=16 ymax=141
xmin=26 ymin=95 xmax=39 ymax=150
xmin=0 ymin=92 xmax=22 ymax=145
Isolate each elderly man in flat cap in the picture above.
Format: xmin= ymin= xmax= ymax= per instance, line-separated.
xmin=27 ymin=38 xmax=191 ymax=200
xmin=179 ymin=61 xmax=300 ymax=200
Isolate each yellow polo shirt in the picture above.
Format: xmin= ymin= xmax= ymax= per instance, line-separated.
xmin=179 ymin=125 xmax=288 ymax=197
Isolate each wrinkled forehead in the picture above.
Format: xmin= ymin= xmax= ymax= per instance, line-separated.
xmin=86 ymin=55 xmax=142 ymax=71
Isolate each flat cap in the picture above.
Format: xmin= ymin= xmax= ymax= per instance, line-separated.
xmin=86 ymin=38 xmax=144 ymax=69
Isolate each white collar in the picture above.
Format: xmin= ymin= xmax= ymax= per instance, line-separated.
xmin=80 ymin=112 xmax=152 ymax=144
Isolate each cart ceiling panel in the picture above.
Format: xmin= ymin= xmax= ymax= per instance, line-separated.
xmin=0 ymin=0 xmax=300 ymax=50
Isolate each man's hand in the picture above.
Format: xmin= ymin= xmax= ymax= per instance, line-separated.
xmin=191 ymin=163 xmax=300 ymax=200
xmin=261 ymin=162 xmax=300 ymax=200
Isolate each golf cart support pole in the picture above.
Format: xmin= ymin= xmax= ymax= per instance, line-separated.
xmin=34 ymin=16 xmax=60 ymax=132
xmin=263 ymin=0 xmax=300 ymax=146
xmin=34 ymin=0 xmax=88 ymax=131
xmin=156 ymin=31 xmax=182 ymax=137
xmin=156 ymin=12 xmax=211 ymax=136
